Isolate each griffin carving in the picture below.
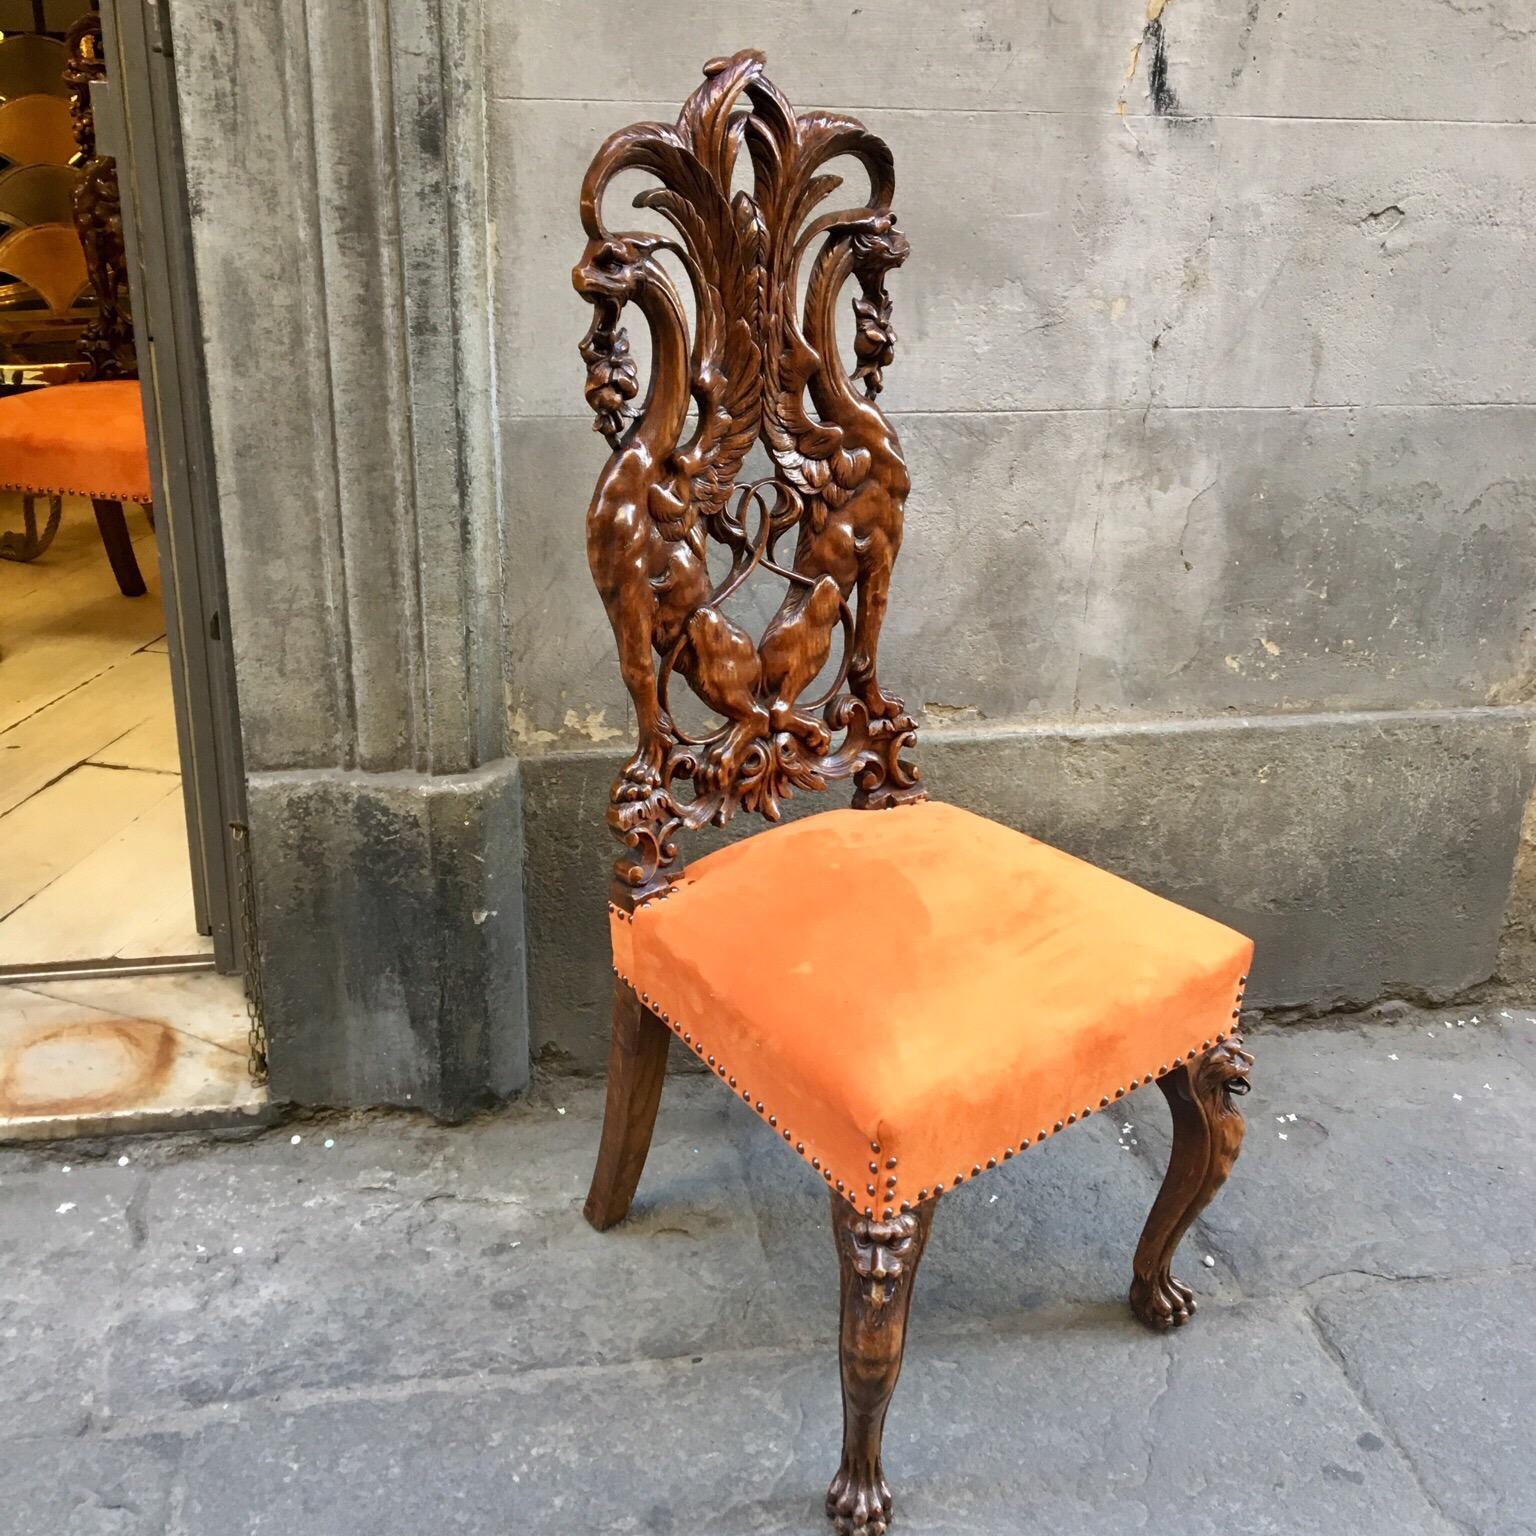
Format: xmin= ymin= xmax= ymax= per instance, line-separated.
xmin=575 ymin=51 xmax=922 ymax=899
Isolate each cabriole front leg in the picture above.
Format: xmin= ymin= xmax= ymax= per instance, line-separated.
xmin=827 ymin=1194 xmax=935 ymax=1536
xmin=1130 ymin=1034 xmax=1252 ymax=1330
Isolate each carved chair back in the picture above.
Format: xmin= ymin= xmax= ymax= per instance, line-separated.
xmin=0 ymin=9 xmax=130 ymax=375
xmin=576 ymin=51 xmax=923 ymax=904
xmin=63 ymin=8 xmax=134 ymax=380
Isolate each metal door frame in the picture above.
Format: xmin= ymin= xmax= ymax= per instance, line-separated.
xmin=94 ymin=0 xmax=247 ymax=973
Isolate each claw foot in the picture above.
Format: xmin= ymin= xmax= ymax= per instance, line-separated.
xmin=607 ymin=748 xmax=672 ymax=832
xmin=827 ymin=1460 xmax=892 ymax=1536
xmin=771 ymin=701 xmax=833 ymax=757
xmin=702 ymin=717 xmax=767 ymax=792
xmin=1129 ymin=1271 xmax=1197 ymax=1331
xmin=613 ymin=747 xmax=662 ymax=800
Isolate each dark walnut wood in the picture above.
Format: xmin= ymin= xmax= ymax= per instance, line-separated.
xmin=575 ymin=49 xmax=922 ymax=904
xmin=829 ymin=1195 xmax=935 ymax=1536
xmin=583 ymin=976 xmax=672 ymax=1231
xmin=1130 ymin=1035 xmax=1252 ymax=1330
xmin=91 ymin=495 xmax=147 ymax=597
xmin=65 ymin=12 xmax=136 ymax=383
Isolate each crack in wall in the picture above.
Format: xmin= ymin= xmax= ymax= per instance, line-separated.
xmin=1122 ymin=0 xmax=1184 ymax=117
xmin=1144 ymin=15 xmax=1181 ymax=115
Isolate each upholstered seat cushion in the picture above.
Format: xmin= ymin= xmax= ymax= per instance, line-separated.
xmin=611 ymin=800 xmax=1252 ymax=1218
xmin=0 ymin=379 xmax=150 ymax=502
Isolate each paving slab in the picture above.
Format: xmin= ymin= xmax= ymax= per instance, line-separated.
xmin=0 ymin=1433 xmax=178 ymax=1536
xmin=97 ymin=1082 xmax=818 ymax=1417
xmin=0 ymin=1154 xmax=140 ymax=1440
xmin=0 ymin=1011 xmax=1531 ymax=1534
xmin=1312 ymin=1268 xmax=1536 ymax=1536
xmin=167 ymin=1300 xmax=1445 ymax=1536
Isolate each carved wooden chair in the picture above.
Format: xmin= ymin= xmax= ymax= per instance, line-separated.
xmin=0 ymin=12 xmax=149 ymax=591
xmin=575 ymin=53 xmax=1254 ymax=1536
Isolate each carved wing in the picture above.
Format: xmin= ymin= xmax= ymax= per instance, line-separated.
xmin=580 ymin=53 xmax=765 ymax=533
xmin=744 ymin=76 xmax=900 ymax=511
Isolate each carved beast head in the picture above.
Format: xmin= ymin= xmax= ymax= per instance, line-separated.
xmin=845 ymin=212 xmax=910 ymax=278
xmin=844 ymin=1212 xmax=920 ymax=1307
xmin=573 ymin=235 xmax=665 ymax=441
xmin=572 ymin=232 xmax=667 ymax=307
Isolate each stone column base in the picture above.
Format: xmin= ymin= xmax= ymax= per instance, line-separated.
xmin=247 ymin=758 xmax=528 ymax=1118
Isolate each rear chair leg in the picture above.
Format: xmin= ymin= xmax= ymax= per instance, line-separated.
xmin=583 ymin=975 xmax=671 ymax=1231
xmin=827 ymin=1194 xmax=936 ymax=1536
xmin=92 ymin=497 xmax=147 ymax=597
xmin=1130 ymin=1034 xmax=1252 ymax=1330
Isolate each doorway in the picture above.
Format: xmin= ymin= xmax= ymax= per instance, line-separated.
xmin=0 ymin=0 xmax=262 ymax=1138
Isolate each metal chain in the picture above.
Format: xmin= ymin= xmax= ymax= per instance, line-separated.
xmin=229 ymin=821 xmax=269 ymax=1085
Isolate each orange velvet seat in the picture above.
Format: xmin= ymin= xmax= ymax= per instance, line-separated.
xmin=0 ymin=378 xmax=150 ymax=502
xmin=611 ymin=800 xmax=1252 ymax=1218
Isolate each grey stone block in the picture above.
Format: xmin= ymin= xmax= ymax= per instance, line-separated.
xmin=493 ymin=99 xmax=1536 ymax=416
xmin=1074 ymin=407 xmax=1536 ymax=717
xmin=167 ymin=1301 xmax=1448 ymax=1536
xmin=521 ymin=709 xmax=1534 ymax=1069
xmin=1169 ymin=0 xmax=1536 ymax=123
xmin=503 ymin=407 xmax=1536 ymax=740
xmin=1495 ymin=1007 xmax=1536 ymax=1077
xmin=172 ymin=0 xmax=506 ymax=775
xmin=98 ymin=1080 xmax=821 ymax=1418
xmin=1313 ymin=1269 xmax=1536 ymax=1536
xmin=1133 ymin=1013 xmax=1536 ymax=1294
xmin=495 ymin=1 xmax=1536 ymax=124
xmin=0 ymin=1158 xmax=136 ymax=1440
xmin=248 ymin=759 xmax=529 ymax=1116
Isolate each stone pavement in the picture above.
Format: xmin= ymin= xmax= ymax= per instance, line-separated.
xmin=2 ymin=1005 xmax=1533 ymax=1536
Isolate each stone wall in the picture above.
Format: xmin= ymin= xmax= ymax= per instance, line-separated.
xmin=171 ymin=0 xmax=1536 ymax=1098
xmin=171 ymin=0 xmax=528 ymax=1113
xmin=494 ymin=2 xmax=1536 ymax=1066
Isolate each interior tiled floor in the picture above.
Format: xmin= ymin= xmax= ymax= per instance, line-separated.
xmin=0 ymin=971 xmax=267 ymax=1140
xmin=0 ymin=495 xmax=211 ymax=965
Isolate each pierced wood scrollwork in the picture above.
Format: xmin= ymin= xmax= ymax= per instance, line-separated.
xmin=1129 ymin=1034 xmax=1252 ymax=1331
xmin=64 ymin=13 xmax=135 ymax=382
xmin=575 ymin=50 xmax=923 ymax=901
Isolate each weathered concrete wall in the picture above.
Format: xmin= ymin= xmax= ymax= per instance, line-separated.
xmin=494 ymin=2 xmax=1536 ymax=1061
